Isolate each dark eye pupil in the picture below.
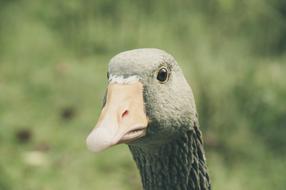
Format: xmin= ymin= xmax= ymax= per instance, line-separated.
xmin=157 ymin=68 xmax=168 ymax=82
xmin=107 ymin=72 xmax=109 ymax=79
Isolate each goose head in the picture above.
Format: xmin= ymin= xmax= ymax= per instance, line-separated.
xmin=86 ymin=48 xmax=197 ymax=152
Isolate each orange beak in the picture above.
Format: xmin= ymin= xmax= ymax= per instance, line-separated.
xmin=86 ymin=82 xmax=148 ymax=152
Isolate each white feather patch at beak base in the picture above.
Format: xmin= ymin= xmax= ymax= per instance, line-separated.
xmin=86 ymin=81 xmax=148 ymax=152
xmin=108 ymin=75 xmax=141 ymax=84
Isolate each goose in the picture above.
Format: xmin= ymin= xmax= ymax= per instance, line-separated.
xmin=86 ymin=48 xmax=211 ymax=190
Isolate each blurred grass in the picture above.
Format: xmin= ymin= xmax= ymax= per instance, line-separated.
xmin=0 ymin=0 xmax=286 ymax=190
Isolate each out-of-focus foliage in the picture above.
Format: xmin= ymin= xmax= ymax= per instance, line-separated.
xmin=0 ymin=0 xmax=285 ymax=190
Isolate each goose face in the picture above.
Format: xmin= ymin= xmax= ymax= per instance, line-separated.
xmin=86 ymin=49 xmax=197 ymax=152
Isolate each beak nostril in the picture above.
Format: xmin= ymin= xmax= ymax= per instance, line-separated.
xmin=122 ymin=110 xmax=129 ymax=118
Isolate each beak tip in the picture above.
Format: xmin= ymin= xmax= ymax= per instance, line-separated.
xmin=85 ymin=130 xmax=116 ymax=153
xmin=86 ymin=134 xmax=101 ymax=152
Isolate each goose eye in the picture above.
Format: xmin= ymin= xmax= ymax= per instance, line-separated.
xmin=157 ymin=67 xmax=169 ymax=82
xmin=107 ymin=72 xmax=109 ymax=79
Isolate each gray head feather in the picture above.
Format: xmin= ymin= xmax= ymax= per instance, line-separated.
xmin=109 ymin=48 xmax=197 ymax=146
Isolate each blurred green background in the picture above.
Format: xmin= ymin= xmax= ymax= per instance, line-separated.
xmin=0 ymin=0 xmax=286 ymax=189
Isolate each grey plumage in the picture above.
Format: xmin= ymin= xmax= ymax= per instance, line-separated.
xmin=106 ymin=48 xmax=211 ymax=190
